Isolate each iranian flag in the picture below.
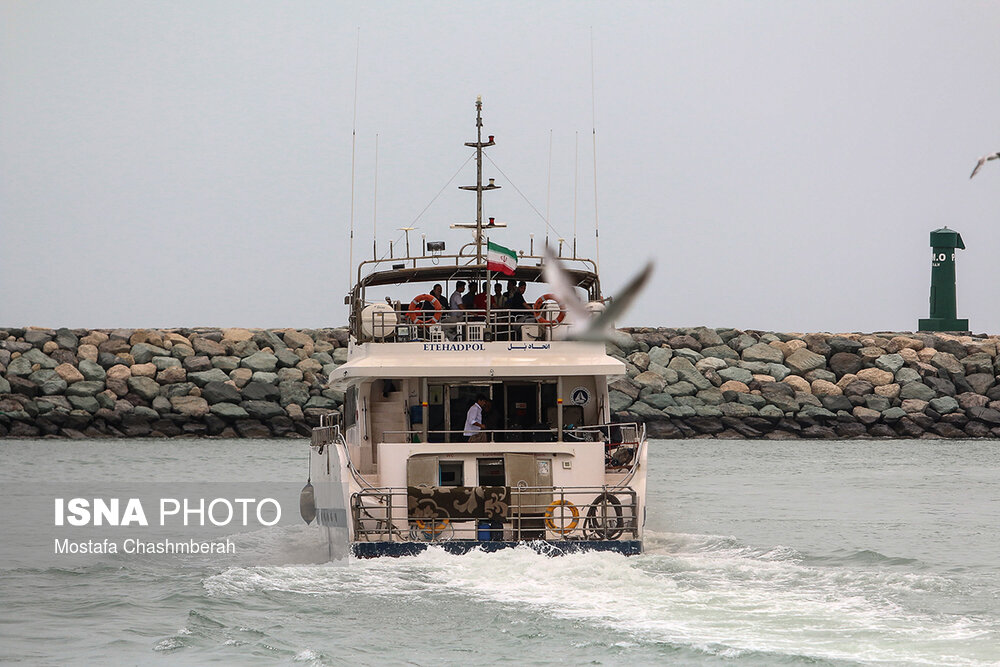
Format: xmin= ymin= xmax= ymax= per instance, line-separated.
xmin=486 ymin=241 xmax=517 ymax=276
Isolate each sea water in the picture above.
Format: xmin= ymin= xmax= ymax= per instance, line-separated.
xmin=0 ymin=438 xmax=998 ymax=666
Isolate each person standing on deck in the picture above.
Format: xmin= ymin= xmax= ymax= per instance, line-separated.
xmin=430 ymin=284 xmax=445 ymax=309
xmin=464 ymin=395 xmax=490 ymax=443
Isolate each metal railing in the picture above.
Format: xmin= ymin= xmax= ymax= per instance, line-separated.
xmin=359 ymin=306 xmax=575 ymax=343
xmin=351 ymin=484 xmax=638 ymax=544
xmin=382 ymin=423 xmax=643 ymax=470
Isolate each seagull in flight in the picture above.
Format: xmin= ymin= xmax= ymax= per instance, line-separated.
xmin=970 ymin=152 xmax=1000 ymax=179
xmin=541 ymin=245 xmax=653 ymax=341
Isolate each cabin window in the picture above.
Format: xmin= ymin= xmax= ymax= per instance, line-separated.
xmin=438 ymin=461 xmax=464 ymax=487
xmin=477 ymin=458 xmax=505 ymax=486
xmin=344 ymin=386 xmax=357 ymax=428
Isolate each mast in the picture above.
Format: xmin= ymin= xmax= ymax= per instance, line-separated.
xmin=457 ymin=97 xmax=500 ymax=263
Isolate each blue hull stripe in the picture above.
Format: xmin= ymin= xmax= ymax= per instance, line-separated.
xmin=351 ymin=540 xmax=642 ymax=558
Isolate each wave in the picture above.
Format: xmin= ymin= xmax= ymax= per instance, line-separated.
xmin=199 ymin=531 xmax=998 ymax=666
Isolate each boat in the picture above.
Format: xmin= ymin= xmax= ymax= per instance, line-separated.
xmin=304 ymin=98 xmax=648 ymax=557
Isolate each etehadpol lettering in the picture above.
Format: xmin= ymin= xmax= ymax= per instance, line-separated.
xmin=422 ymin=343 xmax=485 ymax=351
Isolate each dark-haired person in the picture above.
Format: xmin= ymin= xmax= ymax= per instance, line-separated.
xmin=464 ymin=395 xmax=490 ymax=443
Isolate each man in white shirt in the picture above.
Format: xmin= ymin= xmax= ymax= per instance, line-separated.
xmin=463 ymin=395 xmax=489 ymax=442
xmin=445 ymin=281 xmax=466 ymax=340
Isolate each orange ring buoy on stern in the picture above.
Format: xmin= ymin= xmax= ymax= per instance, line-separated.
xmin=406 ymin=294 xmax=442 ymax=325
xmin=532 ymin=293 xmax=566 ymax=326
xmin=544 ymin=500 xmax=579 ymax=535
xmin=415 ymin=517 xmax=451 ymax=533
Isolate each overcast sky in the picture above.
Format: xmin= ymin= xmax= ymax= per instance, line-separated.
xmin=3 ymin=1 xmax=999 ymax=333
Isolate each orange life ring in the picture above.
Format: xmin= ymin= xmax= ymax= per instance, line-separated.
xmin=406 ymin=294 xmax=442 ymax=325
xmin=532 ymin=293 xmax=566 ymax=325
xmin=544 ymin=500 xmax=579 ymax=534
xmin=415 ymin=517 xmax=450 ymax=533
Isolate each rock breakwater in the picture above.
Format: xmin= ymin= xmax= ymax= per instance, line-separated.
xmin=0 ymin=327 xmax=348 ymax=438
xmin=2 ymin=325 xmax=1000 ymax=439
xmin=610 ymin=327 xmax=1000 ymax=439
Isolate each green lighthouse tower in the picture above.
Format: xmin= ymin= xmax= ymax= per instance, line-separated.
xmin=918 ymin=227 xmax=969 ymax=332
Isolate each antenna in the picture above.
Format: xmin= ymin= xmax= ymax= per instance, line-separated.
xmin=573 ymin=131 xmax=579 ymax=259
xmin=372 ymin=133 xmax=379 ymax=258
xmin=456 ymin=97 xmax=500 ymax=263
xmin=590 ymin=27 xmax=601 ymax=271
xmin=546 ymin=129 xmax=553 ymax=250
xmin=398 ymin=227 xmax=416 ymax=258
xmin=348 ymin=27 xmax=360 ymax=287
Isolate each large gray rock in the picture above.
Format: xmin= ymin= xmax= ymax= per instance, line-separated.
xmin=55 ymin=328 xmax=79 ymax=350
xmin=930 ymin=352 xmax=963 ymax=375
xmin=24 ymin=330 xmax=54 ymax=347
xmin=928 ymin=396 xmax=960 ymax=414
xmin=127 ymin=376 xmax=161 ymax=401
xmin=608 ymin=390 xmax=634 ymax=412
xmin=717 ymin=367 xmax=753 ymax=384
xmin=662 ymin=405 xmax=696 ymax=418
xmin=275 ymin=348 xmax=301 ymax=368
xmin=191 ymin=336 xmax=227 ymax=356
xmin=632 ymin=371 xmax=666 ymax=393
xmin=171 ymin=344 xmax=195 ymax=360
xmin=759 ymin=404 xmax=784 ymax=420
xmin=641 ymin=392 xmax=677 ymax=409
xmin=667 ymin=357 xmax=709 ymax=387
xmin=874 ymin=354 xmax=905 ymax=374
xmin=0 ymin=376 xmax=10 ymax=394
xmin=843 ymin=380 xmax=874 ymax=398
xmin=647 ymin=346 xmax=673 ymax=367
xmin=798 ymin=405 xmax=836 ymax=420
xmin=765 ymin=363 xmax=790 ymax=381
xmin=894 ymin=368 xmax=922 ymax=385
xmin=628 ymin=401 xmax=668 ymax=419
xmin=609 ymin=378 xmax=639 ymax=400
xmin=210 ymin=402 xmax=250 ymax=419
xmin=696 ymin=388 xmax=725 ymax=406
xmin=899 ymin=382 xmax=936 ymax=401
xmin=151 ymin=355 xmax=181 ymax=370
xmin=242 ymin=380 xmax=281 ymax=401
xmin=66 ymin=380 xmax=105 ymax=396
xmin=718 ymin=403 xmax=759 ymax=418
xmin=278 ymin=380 xmax=310 ymax=407
xmin=242 ymin=400 xmax=285 ymax=420
xmin=183 ymin=355 xmax=213 ymax=372
xmin=188 ymin=368 xmax=231 ymax=387
xmin=241 ymin=351 xmax=279 ymax=373
xmin=78 ymin=359 xmax=106 ymax=382
xmin=742 ymin=343 xmax=783 ymax=364
xmin=6 ymin=356 xmax=34 ymax=376
xmin=729 ymin=333 xmax=758 ymax=353
xmin=304 ymin=396 xmax=338 ymax=411
xmin=701 ymin=345 xmax=739 ymax=361
xmin=965 ymin=373 xmax=996 ymax=395
xmin=606 ymin=330 xmax=638 ymax=354
xmin=967 ymin=406 xmax=1000 ymax=425
xmin=22 ymin=348 xmax=58 ymax=369
xmin=202 ymin=381 xmax=242 ymax=404
xmin=828 ymin=337 xmax=863 ymax=354
xmin=211 ymin=356 xmax=241 ymax=372
xmin=67 ymin=395 xmax=100 ymax=413
xmin=737 ymin=393 xmax=767 ymax=409
xmin=924 ymin=376 xmax=956 ymax=397
xmin=785 ymin=348 xmax=826 ymax=375
xmin=962 ymin=353 xmax=995 ymax=375
xmin=130 ymin=343 xmax=169 ymax=364
xmin=664 ymin=380 xmax=697 ymax=397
